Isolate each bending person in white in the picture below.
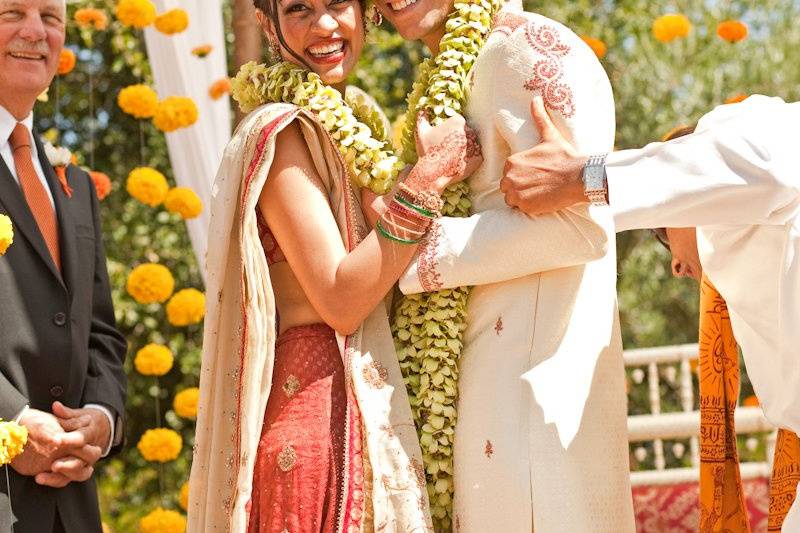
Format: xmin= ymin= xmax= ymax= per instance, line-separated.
xmin=500 ymin=94 xmax=800 ymax=532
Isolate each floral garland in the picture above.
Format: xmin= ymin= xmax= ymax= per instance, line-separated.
xmin=231 ymin=61 xmax=404 ymax=194
xmin=390 ymin=1 xmax=503 ymax=530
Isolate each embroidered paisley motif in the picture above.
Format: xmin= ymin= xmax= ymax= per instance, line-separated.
xmin=522 ymin=23 xmax=576 ymax=118
xmin=277 ymin=445 xmax=297 ymax=472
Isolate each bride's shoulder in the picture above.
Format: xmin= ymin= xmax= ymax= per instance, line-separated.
xmin=234 ymin=102 xmax=300 ymax=137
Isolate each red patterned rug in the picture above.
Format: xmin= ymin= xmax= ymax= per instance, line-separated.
xmin=633 ymin=478 xmax=770 ymax=532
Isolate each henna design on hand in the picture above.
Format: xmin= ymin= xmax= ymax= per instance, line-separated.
xmin=407 ymin=131 xmax=469 ymax=192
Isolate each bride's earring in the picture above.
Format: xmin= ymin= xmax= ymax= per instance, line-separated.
xmin=366 ymin=5 xmax=382 ymax=27
xmin=268 ymin=39 xmax=281 ymax=62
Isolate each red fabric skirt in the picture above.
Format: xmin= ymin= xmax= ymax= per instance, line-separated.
xmin=247 ymin=323 xmax=346 ymax=533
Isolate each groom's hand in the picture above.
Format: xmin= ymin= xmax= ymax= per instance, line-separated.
xmin=501 ymin=96 xmax=587 ymax=216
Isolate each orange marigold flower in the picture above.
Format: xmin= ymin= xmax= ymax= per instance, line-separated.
xmin=154 ymin=8 xmax=189 ymax=35
xmin=191 ymin=44 xmax=212 ymax=58
xmin=75 ymin=8 xmax=109 ymax=30
xmin=717 ymin=20 xmax=748 ymax=43
xmin=90 ymin=171 xmax=112 ymax=200
xmin=57 ymin=48 xmax=76 ymax=75
xmin=653 ymin=13 xmax=692 ymax=43
xmin=580 ymin=35 xmax=607 ymax=59
xmin=743 ymin=395 xmax=760 ymax=408
xmin=115 ymin=0 xmax=157 ymax=29
xmin=208 ymin=78 xmax=231 ymax=100
xmin=725 ymin=94 xmax=748 ymax=104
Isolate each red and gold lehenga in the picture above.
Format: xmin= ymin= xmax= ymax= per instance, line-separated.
xmin=247 ymin=215 xmax=356 ymax=533
xmin=189 ymin=104 xmax=432 ymax=533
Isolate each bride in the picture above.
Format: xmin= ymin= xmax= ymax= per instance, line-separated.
xmin=187 ymin=0 xmax=481 ymax=531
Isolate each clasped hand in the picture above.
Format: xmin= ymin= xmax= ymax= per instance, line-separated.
xmin=11 ymin=402 xmax=110 ymax=488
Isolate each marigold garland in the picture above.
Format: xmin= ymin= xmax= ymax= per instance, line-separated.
xmin=153 ymin=96 xmax=199 ymax=132
xmin=0 ymin=420 xmax=28 ymax=465
xmin=139 ymin=507 xmax=186 ymax=533
xmin=653 ymin=13 xmax=692 ymax=43
xmin=154 ymin=8 xmax=189 ymax=35
xmin=392 ymin=2 xmax=502 ymax=530
xmin=115 ymin=0 xmax=156 ymax=29
xmin=717 ymin=20 xmax=748 ymax=43
xmin=208 ymin=78 xmax=232 ymax=101
xmin=127 ymin=263 xmax=175 ymax=304
xmin=57 ymin=48 xmax=76 ymax=75
xmin=118 ymin=84 xmax=159 ymax=119
xmin=231 ymin=61 xmax=404 ymax=194
xmin=0 ymin=214 xmax=13 ymax=255
xmin=127 ymin=166 xmax=169 ymax=206
xmin=166 ymin=288 xmax=205 ymax=326
xmin=90 ymin=171 xmax=112 ymax=200
xmin=164 ymin=187 xmax=203 ymax=219
xmin=75 ymin=8 xmax=108 ymax=30
xmin=134 ymin=343 xmax=174 ymax=376
xmin=178 ymin=482 xmax=189 ymax=510
xmin=173 ymin=387 xmax=199 ymax=419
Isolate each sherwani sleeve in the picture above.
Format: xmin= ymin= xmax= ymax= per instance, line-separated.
xmin=399 ymin=16 xmax=617 ymax=295
xmin=609 ymin=96 xmax=800 ymax=232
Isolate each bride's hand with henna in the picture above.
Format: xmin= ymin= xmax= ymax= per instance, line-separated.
xmin=406 ymin=113 xmax=483 ymax=194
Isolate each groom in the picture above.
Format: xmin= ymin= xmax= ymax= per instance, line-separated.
xmin=376 ymin=1 xmax=635 ymax=531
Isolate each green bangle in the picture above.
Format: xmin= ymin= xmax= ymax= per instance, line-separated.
xmin=376 ymin=219 xmax=421 ymax=245
xmin=394 ymin=195 xmax=435 ymax=219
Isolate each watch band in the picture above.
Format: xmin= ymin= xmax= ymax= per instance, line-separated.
xmin=582 ymin=154 xmax=609 ymax=206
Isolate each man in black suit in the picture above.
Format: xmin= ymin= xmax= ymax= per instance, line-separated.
xmin=0 ymin=0 xmax=127 ymax=531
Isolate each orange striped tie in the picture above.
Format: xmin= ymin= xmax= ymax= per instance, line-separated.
xmin=9 ymin=123 xmax=60 ymax=271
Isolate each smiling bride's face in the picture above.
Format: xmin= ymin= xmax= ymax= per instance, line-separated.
xmin=256 ymin=0 xmax=364 ymax=87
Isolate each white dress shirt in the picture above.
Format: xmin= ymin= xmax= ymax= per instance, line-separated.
xmin=607 ymin=95 xmax=800 ymax=532
xmin=1 ymin=104 xmax=115 ymax=456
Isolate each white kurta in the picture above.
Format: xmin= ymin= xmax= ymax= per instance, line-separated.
xmin=400 ymin=9 xmax=635 ymax=532
xmin=607 ymin=95 xmax=800 ymax=532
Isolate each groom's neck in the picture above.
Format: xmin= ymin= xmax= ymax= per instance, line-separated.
xmin=422 ymin=26 xmax=447 ymax=55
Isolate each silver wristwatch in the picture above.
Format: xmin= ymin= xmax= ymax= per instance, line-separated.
xmin=582 ymin=154 xmax=609 ymax=206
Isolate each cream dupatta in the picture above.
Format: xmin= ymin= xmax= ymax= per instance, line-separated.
xmin=188 ymin=103 xmax=432 ymax=533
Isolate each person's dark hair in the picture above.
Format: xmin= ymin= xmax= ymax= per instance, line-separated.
xmin=253 ymin=0 xmax=366 ymax=71
xmin=652 ymin=123 xmax=698 ymax=251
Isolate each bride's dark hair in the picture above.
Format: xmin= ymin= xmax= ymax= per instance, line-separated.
xmin=253 ymin=0 xmax=366 ymax=71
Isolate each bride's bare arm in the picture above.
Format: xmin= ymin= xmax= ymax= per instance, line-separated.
xmin=259 ymin=117 xmax=480 ymax=335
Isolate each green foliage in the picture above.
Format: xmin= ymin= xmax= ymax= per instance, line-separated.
xmin=41 ymin=0 xmax=799 ymax=527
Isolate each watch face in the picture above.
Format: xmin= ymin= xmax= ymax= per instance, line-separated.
xmin=585 ymin=165 xmax=605 ymax=189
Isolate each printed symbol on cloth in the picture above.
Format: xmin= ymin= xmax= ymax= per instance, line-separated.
xmin=494 ymin=317 xmax=504 ymax=335
xmin=522 ymin=23 xmax=576 ymax=118
xmin=282 ymin=375 xmax=300 ymax=398
xmin=277 ymin=445 xmax=297 ymax=472
xmin=418 ymin=222 xmax=444 ymax=292
xmin=408 ymin=458 xmax=427 ymax=490
xmin=485 ymin=440 xmax=494 ymax=458
xmin=362 ymin=361 xmax=389 ymax=389
xmin=491 ymin=11 xmax=527 ymax=37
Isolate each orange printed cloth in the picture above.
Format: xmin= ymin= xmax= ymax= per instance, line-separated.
xmin=698 ymin=276 xmax=800 ymax=532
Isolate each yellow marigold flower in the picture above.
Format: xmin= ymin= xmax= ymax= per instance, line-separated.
xmin=191 ymin=44 xmax=212 ymax=58
xmin=75 ymin=8 xmax=109 ymax=30
xmin=179 ymin=482 xmax=189 ymax=510
xmin=154 ymin=8 xmax=189 ymax=35
xmin=127 ymin=263 xmax=175 ymax=304
xmin=118 ymin=84 xmax=159 ymax=119
xmin=101 ymin=522 xmax=112 ymax=533
xmin=126 ymin=167 xmax=169 ymax=207
xmin=139 ymin=507 xmax=186 ymax=533
xmin=0 ymin=214 xmax=13 ymax=256
xmin=57 ymin=48 xmax=76 ymax=75
xmin=173 ymin=387 xmax=199 ymax=419
xmin=134 ymin=343 xmax=174 ymax=376
xmin=0 ymin=420 xmax=28 ymax=465
xmin=166 ymin=289 xmax=205 ymax=327
xmin=653 ymin=13 xmax=692 ymax=43
xmin=725 ymin=94 xmax=749 ymax=104
xmin=37 ymin=87 xmax=49 ymax=102
xmin=90 ymin=171 xmax=112 ymax=200
xmin=153 ymin=97 xmax=199 ymax=133
xmin=164 ymin=187 xmax=203 ymax=219
xmin=580 ymin=35 xmax=607 ymax=59
xmin=115 ymin=0 xmax=156 ymax=29
xmin=138 ymin=428 xmax=182 ymax=463
xmin=208 ymin=78 xmax=231 ymax=101
xmin=717 ymin=20 xmax=748 ymax=43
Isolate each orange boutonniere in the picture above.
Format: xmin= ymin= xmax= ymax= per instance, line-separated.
xmin=44 ymin=142 xmax=74 ymax=198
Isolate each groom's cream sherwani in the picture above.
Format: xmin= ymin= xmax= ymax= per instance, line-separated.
xmin=399 ymin=8 xmax=635 ymax=532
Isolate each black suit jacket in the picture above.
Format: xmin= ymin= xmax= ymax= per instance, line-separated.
xmin=0 ymin=135 xmax=127 ymax=533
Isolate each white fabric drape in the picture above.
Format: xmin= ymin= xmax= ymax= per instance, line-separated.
xmin=143 ymin=0 xmax=232 ymax=278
